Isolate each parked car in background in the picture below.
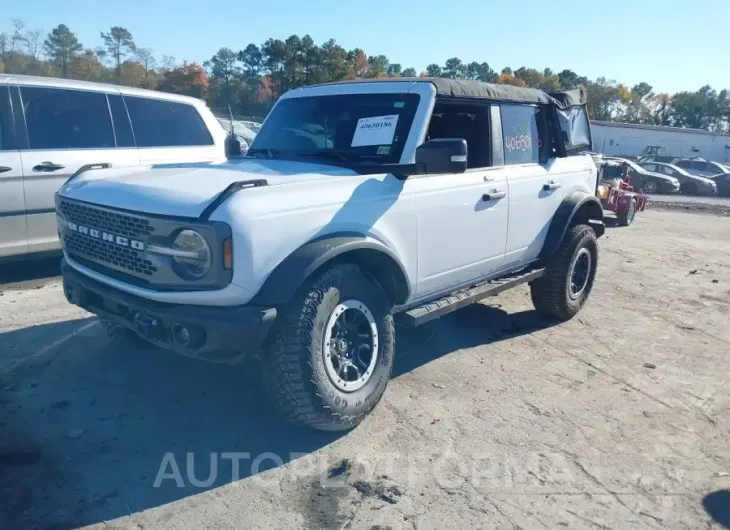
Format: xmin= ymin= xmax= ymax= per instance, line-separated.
xmin=0 ymin=74 xmax=228 ymax=261
xmin=672 ymin=158 xmax=730 ymax=177
xmin=708 ymin=172 xmax=730 ymax=196
xmin=606 ymin=157 xmax=680 ymax=194
xmin=638 ymin=154 xmax=676 ymax=164
xmin=639 ymin=162 xmax=717 ymax=196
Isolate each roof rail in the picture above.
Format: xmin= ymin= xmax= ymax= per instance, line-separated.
xmin=199 ymin=179 xmax=268 ymax=220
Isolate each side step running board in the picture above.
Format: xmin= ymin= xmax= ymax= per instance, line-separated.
xmin=402 ymin=268 xmax=546 ymax=327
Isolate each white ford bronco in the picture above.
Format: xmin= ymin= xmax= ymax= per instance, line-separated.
xmin=57 ymin=78 xmax=604 ymax=431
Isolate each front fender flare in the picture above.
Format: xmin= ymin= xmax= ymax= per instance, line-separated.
xmin=540 ymin=191 xmax=605 ymax=260
xmin=251 ymin=233 xmax=411 ymax=307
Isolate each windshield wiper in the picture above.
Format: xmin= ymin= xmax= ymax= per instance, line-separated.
xmin=295 ymin=151 xmax=352 ymax=163
xmin=247 ymin=148 xmax=279 ymax=159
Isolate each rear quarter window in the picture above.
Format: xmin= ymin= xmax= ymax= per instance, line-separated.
xmin=124 ymin=96 xmax=214 ymax=148
xmin=500 ymin=104 xmax=546 ymax=165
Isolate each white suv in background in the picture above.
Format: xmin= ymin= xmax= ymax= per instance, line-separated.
xmin=0 ymin=74 xmax=228 ymax=260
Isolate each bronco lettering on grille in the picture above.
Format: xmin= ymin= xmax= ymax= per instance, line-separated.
xmin=68 ymin=222 xmax=146 ymax=250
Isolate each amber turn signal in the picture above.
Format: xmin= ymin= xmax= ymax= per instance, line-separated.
xmin=223 ymin=239 xmax=233 ymax=270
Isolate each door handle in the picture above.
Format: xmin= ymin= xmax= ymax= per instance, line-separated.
xmin=0 ymin=166 xmax=11 ymax=173
xmin=543 ymin=181 xmax=561 ymax=191
xmin=33 ymin=161 xmax=66 ymax=172
xmin=482 ymin=190 xmax=506 ymax=201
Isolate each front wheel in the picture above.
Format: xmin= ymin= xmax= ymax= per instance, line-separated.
xmin=262 ymin=263 xmax=395 ymax=431
xmin=531 ymin=225 xmax=598 ymax=321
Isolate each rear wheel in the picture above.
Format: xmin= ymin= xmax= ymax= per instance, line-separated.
xmin=617 ymin=198 xmax=637 ymax=227
xmin=643 ymin=180 xmax=659 ymax=194
xmin=531 ymin=225 xmax=598 ymax=321
xmin=262 ymin=263 xmax=395 ymax=431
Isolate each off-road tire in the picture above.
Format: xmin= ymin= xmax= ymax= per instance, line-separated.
xmin=262 ymin=263 xmax=395 ymax=431
xmin=531 ymin=224 xmax=598 ymax=321
xmin=101 ymin=319 xmax=149 ymax=348
xmin=617 ymin=198 xmax=637 ymax=227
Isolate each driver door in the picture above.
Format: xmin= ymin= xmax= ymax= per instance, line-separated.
xmin=408 ymin=103 xmax=508 ymax=299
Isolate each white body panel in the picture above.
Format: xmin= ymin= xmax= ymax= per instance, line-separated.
xmin=408 ymin=168 xmax=508 ymax=296
xmin=0 ymin=151 xmax=26 ymax=258
xmin=20 ymin=148 xmax=140 ymax=254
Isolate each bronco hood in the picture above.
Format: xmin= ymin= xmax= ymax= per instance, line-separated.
xmin=60 ymin=159 xmax=357 ymax=218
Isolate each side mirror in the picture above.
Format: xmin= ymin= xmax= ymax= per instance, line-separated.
xmin=415 ymin=138 xmax=468 ymax=175
xmin=225 ymin=133 xmax=243 ymax=158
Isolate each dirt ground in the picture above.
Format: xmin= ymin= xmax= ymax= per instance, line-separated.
xmin=1 ymin=209 xmax=729 ymax=530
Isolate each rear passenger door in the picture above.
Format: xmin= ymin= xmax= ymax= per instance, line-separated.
xmin=501 ymin=104 xmax=563 ymax=267
xmin=15 ymin=85 xmax=139 ymax=254
xmin=123 ymin=96 xmax=221 ymax=164
xmin=0 ymin=84 xmax=27 ymax=258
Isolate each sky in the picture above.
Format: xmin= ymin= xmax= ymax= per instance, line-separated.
xmin=5 ymin=0 xmax=730 ymax=94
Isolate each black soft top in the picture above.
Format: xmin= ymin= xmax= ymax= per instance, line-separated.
xmin=304 ymin=77 xmax=587 ymax=110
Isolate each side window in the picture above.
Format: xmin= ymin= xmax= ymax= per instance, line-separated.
xmin=675 ymin=160 xmax=691 ymax=169
xmin=20 ymin=87 xmax=115 ymax=149
xmin=426 ymin=102 xmax=491 ymax=168
xmin=692 ymin=161 xmax=708 ymax=171
xmin=124 ymin=97 xmax=213 ymax=148
xmin=500 ymin=104 xmax=545 ymax=165
xmin=107 ymin=94 xmax=135 ymax=148
xmin=643 ymin=164 xmax=656 ymax=172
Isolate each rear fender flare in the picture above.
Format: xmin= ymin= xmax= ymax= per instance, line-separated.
xmin=540 ymin=192 xmax=605 ymax=260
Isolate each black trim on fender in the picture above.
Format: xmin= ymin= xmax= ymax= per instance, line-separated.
xmin=199 ymin=179 xmax=268 ymax=220
xmin=540 ymin=191 xmax=605 ymax=260
xmin=251 ymin=233 xmax=411 ymax=307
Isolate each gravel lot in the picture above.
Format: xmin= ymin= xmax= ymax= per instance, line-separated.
xmin=1 ymin=209 xmax=729 ymax=530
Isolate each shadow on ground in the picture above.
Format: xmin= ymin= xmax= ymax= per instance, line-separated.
xmin=0 ymin=254 xmax=62 ymax=289
xmin=0 ymin=302 xmax=558 ymax=528
xmin=704 ymin=490 xmax=730 ymax=529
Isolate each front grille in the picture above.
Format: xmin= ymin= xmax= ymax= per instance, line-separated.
xmin=57 ymin=197 xmax=232 ymax=291
xmin=59 ymin=199 xmax=155 ymax=240
xmin=58 ymin=198 xmax=162 ymax=285
xmin=63 ymin=232 xmax=158 ymax=277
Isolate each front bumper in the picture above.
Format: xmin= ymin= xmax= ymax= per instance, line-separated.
xmin=61 ymin=259 xmax=276 ymax=363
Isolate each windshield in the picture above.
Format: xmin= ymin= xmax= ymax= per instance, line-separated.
xmin=249 ymin=93 xmax=420 ymax=165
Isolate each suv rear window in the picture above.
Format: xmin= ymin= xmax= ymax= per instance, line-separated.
xmin=124 ymin=97 xmax=214 ymax=148
xmin=21 ymin=87 xmax=115 ymax=150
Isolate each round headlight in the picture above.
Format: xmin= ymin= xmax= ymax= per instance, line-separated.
xmin=172 ymin=230 xmax=211 ymax=279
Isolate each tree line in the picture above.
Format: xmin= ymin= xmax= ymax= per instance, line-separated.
xmin=1 ymin=18 xmax=728 ymax=132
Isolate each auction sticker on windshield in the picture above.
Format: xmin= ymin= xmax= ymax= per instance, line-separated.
xmin=351 ymin=115 xmax=399 ymax=147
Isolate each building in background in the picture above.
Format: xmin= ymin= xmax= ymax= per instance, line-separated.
xmin=591 ymin=121 xmax=730 ymax=163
